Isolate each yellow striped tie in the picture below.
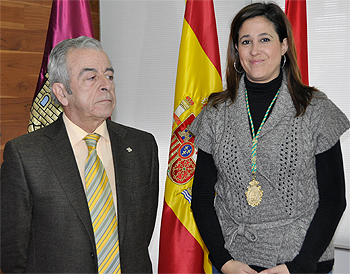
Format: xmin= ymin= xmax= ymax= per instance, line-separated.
xmin=84 ymin=134 xmax=121 ymax=274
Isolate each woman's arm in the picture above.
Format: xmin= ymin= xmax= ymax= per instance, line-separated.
xmin=192 ymin=148 xmax=233 ymax=271
xmin=285 ymin=141 xmax=346 ymax=273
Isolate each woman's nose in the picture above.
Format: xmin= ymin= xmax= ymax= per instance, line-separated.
xmin=250 ymin=42 xmax=261 ymax=55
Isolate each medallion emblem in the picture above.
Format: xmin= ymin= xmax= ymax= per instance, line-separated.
xmin=245 ymin=179 xmax=263 ymax=207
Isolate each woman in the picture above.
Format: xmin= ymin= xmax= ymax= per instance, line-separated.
xmin=190 ymin=2 xmax=350 ymax=274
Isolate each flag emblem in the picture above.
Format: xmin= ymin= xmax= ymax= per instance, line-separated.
xmin=28 ymin=73 xmax=63 ymax=132
xmin=168 ymin=114 xmax=197 ymax=185
xmin=179 ymin=142 xmax=194 ymax=159
xmin=181 ymin=187 xmax=193 ymax=204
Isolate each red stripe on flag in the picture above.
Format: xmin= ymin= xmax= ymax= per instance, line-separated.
xmin=185 ymin=0 xmax=221 ymax=77
xmin=170 ymin=145 xmax=179 ymax=154
xmin=158 ymin=201 xmax=205 ymax=274
xmin=285 ymin=0 xmax=309 ymax=85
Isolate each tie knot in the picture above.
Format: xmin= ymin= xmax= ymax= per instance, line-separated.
xmin=84 ymin=133 xmax=101 ymax=150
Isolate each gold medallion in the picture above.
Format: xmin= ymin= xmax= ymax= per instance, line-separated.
xmin=245 ymin=179 xmax=263 ymax=207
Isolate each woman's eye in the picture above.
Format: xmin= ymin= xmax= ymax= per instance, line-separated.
xmin=241 ymin=40 xmax=250 ymax=45
xmin=261 ymin=38 xmax=270 ymax=42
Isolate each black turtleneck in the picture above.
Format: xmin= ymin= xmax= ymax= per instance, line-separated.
xmin=244 ymin=71 xmax=282 ymax=135
xmin=191 ymin=72 xmax=345 ymax=273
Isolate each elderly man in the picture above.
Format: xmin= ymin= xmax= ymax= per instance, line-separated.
xmin=1 ymin=36 xmax=159 ymax=273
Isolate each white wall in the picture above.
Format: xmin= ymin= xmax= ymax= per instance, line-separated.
xmin=100 ymin=0 xmax=350 ymax=272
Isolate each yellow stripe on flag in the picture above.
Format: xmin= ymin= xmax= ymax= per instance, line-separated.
xmin=173 ymin=20 xmax=222 ymax=131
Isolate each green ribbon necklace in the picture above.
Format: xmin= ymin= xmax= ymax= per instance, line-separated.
xmin=244 ymin=88 xmax=280 ymax=207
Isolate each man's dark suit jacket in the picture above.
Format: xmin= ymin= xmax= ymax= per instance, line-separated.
xmin=0 ymin=115 xmax=159 ymax=273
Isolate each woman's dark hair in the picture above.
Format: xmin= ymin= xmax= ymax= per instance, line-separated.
xmin=209 ymin=2 xmax=317 ymax=116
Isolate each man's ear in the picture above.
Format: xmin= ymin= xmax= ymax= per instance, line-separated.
xmin=52 ymin=83 xmax=69 ymax=107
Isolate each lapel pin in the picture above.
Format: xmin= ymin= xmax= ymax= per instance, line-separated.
xmin=126 ymin=147 xmax=132 ymax=152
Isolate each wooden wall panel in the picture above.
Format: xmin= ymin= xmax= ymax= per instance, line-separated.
xmin=89 ymin=0 xmax=100 ymax=40
xmin=1 ymin=28 xmax=52 ymax=52
xmin=0 ymin=0 xmax=100 ymax=163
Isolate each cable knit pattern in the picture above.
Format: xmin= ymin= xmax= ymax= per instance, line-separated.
xmin=189 ymin=76 xmax=350 ymax=269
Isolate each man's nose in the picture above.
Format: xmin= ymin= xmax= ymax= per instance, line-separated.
xmin=100 ymin=76 xmax=111 ymax=91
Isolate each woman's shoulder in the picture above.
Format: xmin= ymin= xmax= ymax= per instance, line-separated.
xmin=190 ymin=100 xmax=230 ymax=142
xmin=306 ymin=90 xmax=350 ymax=154
xmin=309 ymin=90 xmax=345 ymax=116
xmin=304 ymin=92 xmax=349 ymax=132
xmin=206 ymin=97 xmax=233 ymax=113
xmin=311 ymin=90 xmax=328 ymax=101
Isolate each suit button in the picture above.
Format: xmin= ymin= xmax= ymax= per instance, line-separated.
xmin=90 ymin=252 xmax=94 ymax=258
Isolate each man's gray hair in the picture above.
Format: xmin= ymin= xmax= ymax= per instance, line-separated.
xmin=48 ymin=36 xmax=103 ymax=105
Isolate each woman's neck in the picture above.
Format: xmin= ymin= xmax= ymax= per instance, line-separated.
xmin=244 ymin=70 xmax=283 ymax=135
xmin=245 ymin=70 xmax=282 ymax=100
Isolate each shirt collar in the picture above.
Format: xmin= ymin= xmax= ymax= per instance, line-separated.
xmin=62 ymin=113 xmax=110 ymax=146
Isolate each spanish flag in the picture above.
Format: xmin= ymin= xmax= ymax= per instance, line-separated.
xmin=285 ymin=0 xmax=309 ymax=85
xmin=28 ymin=0 xmax=94 ymax=132
xmin=158 ymin=0 xmax=222 ymax=273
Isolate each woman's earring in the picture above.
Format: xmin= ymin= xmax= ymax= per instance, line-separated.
xmin=281 ymin=55 xmax=287 ymax=68
xmin=234 ymin=60 xmax=244 ymax=74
